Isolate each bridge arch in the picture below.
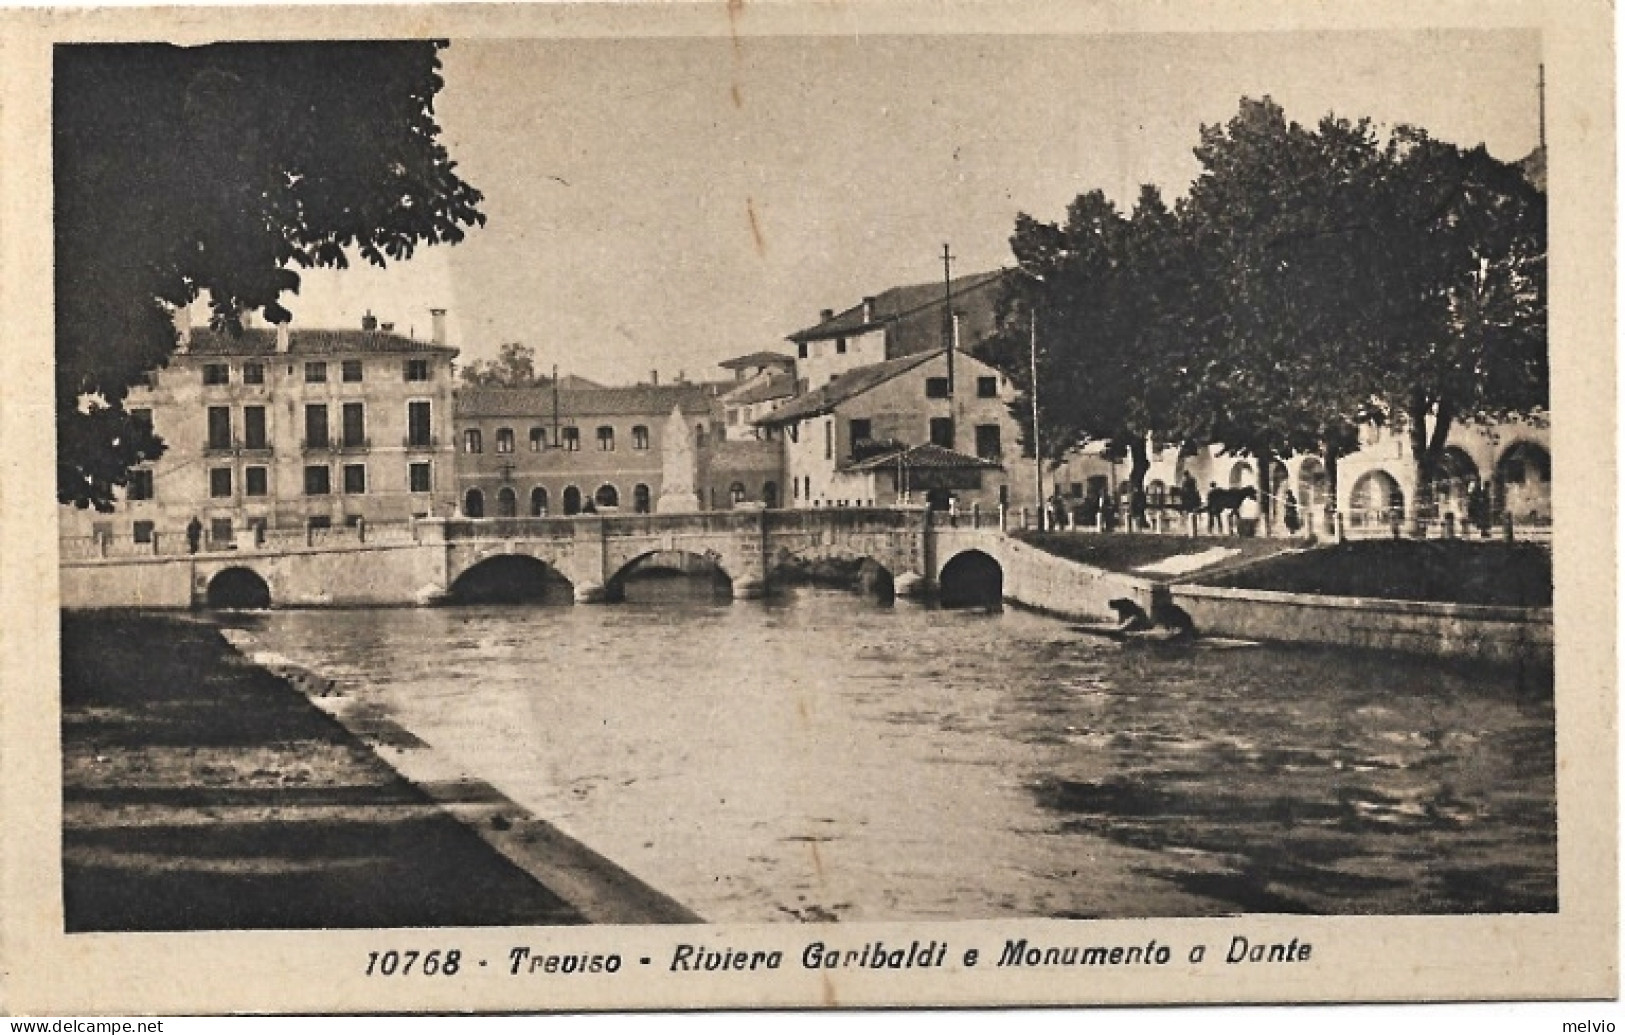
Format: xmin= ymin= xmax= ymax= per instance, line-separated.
xmin=937 ymin=549 xmax=1004 ymax=610
xmin=606 ymin=549 xmax=733 ymax=602
xmin=205 ymin=566 xmax=272 ymax=610
xmin=770 ymin=545 xmax=897 ymax=602
xmin=448 ymin=553 xmax=573 ymax=605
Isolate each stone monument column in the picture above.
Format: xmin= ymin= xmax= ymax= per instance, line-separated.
xmin=656 ymin=404 xmax=701 ymax=514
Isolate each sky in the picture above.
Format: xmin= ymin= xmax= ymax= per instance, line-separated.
xmin=269 ymin=29 xmax=1542 ymax=384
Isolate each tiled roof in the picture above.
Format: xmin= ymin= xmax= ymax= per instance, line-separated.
xmin=787 ymin=270 xmax=1009 ymax=343
xmin=752 ymin=352 xmax=936 ymax=426
xmin=841 ymin=442 xmax=1002 ymax=472
xmin=183 ymin=327 xmax=456 ymax=357
xmin=456 ymin=382 xmax=720 ymax=419
xmin=718 ymin=350 xmax=795 ymax=370
xmin=723 ymin=371 xmax=797 ymax=406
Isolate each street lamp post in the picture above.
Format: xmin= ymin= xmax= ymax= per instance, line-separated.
xmin=1028 ymin=313 xmax=1044 ymax=531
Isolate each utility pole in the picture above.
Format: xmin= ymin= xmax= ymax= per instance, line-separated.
xmin=551 ymin=363 xmax=560 ymax=447
xmin=1029 ymin=312 xmax=1044 ymax=529
xmin=1538 ymin=62 xmax=1546 ymax=151
xmin=941 ymin=243 xmax=955 ymax=400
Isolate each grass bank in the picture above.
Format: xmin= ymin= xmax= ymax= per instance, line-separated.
xmin=61 ymin=611 xmax=587 ymax=931
xmin=1011 ymin=530 xmax=1298 ymax=576
xmin=1194 ymin=540 xmax=1552 ymax=608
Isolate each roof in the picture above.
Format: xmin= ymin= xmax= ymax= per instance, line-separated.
xmin=788 ymin=269 xmax=1010 ymax=343
xmin=456 ymin=382 xmax=720 ymax=420
xmin=719 ymin=350 xmax=795 ymax=370
xmin=183 ymin=327 xmax=456 ymax=357
xmin=842 ymin=442 xmax=1002 ymax=472
xmin=722 ymin=371 xmax=797 ymax=406
xmin=753 ymin=352 xmax=937 ymax=426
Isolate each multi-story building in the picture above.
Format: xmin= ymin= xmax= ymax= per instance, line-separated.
xmin=755 ymin=270 xmax=1033 ymax=512
xmin=59 ymin=310 xmax=460 ymax=550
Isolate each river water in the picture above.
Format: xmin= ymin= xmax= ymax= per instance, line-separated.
xmin=233 ymin=580 xmax=1556 ymax=922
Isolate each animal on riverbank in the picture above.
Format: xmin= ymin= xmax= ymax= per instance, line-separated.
xmin=1205 ymin=486 xmax=1258 ymax=533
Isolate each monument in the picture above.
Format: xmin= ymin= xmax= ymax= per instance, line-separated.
xmin=656 ymin=404 xmax=700 ymax=513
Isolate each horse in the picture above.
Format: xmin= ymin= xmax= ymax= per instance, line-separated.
xmin=1204 ymin=486 xmax=1257 ymax=533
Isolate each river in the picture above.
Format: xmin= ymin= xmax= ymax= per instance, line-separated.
xmin=232 ymin=579 xmax=1556 ymax=922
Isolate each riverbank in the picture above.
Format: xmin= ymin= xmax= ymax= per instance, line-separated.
xmin=62 ymin=612 xmax=689 ymax=931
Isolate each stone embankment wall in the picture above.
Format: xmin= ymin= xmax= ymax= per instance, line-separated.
xmin=1168 ymin=583 xmax=1553 ymax=665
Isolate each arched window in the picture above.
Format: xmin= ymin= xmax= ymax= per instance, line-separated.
xmin=596 ymin=426 xmax=615 ymax=451
xmin=763 ymin=481 xmax=778 ymax=508
xmin=463 ymin=488 xmax=485 ymax=518
xmin=632 ymin=425 xmax=650 ymax=450
xmin=530 ymin=486 xmax=548 ymax=516
xmin=529 ymin=427 xmax=547 ymax=451
xmin=495 ymin=427 xmax=514 ymax=454
xmin=496 ymin=486 xmax=517 ymax=517
xmin=594 ymin=483 xmax=620 ymax=509
xmin=1349 ymin=471 xmax=1403 ymax=528
xmin=463 ymin=429 xmax=482 ymax=454
xmin=633 ymin=483 xmax=651 ymax=514
xmin=562 ymin=485 xmax=582 ymax=516
xmin=729 ymin=482 xmax=747 ymax=505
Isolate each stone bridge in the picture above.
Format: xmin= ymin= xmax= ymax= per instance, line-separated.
xmin=60 ymin=507 xmax=1033 ymax=610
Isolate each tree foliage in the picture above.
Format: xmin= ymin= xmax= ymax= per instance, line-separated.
xmin=990 ymin=95 xmax=1546 ymax=517
xmin=459 ymin=342 xmax=543 ymax=387
xmin=55 ymin=42 xmax=485 ymax=509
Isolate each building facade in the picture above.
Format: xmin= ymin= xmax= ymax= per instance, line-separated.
xmin=60 ymin=311 xmax=460 ymax=550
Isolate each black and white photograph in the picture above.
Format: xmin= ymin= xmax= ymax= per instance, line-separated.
xmin=2 ymin=0 xmax=1614 ymax=1019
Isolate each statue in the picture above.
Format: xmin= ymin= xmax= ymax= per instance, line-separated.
xmin=656 ymin=404 xmax=700 ymax=513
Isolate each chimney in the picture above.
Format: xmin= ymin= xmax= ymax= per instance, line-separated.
xmin=361 ymin=309 xmax=378 ymax=332
xmin=430 ymin=308 xmax=447 ymax=346
xmin=380 ymin=322 xmax=395 ymax=333
xmin=173 ymin=304 xmax=192 ymax=352
xmin=862 ymin=296 xmax=875 ymax=322
xmin=820 ymin=308 xmax=834 ymax=322
xmin=275 ymin=319 xmax=291 ymax=354
xmin=651 ymin=370 xmax=659 ymax=386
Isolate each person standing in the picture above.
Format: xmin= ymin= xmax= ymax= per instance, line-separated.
xmin=185 ymin=515 xmax=202 ymax=554
xmin=1283 ymin=490 xmax=1302 ymax=536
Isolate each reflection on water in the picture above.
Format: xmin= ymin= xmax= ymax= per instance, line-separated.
xmin=235 ymin=583 xmax=1556 ymax=922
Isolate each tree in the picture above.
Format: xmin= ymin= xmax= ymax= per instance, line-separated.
xmin=55 ymin=42 xmax=486 ymax=509
xmin=459 ymin=342 xmax=542 ymax=387
xmin=1364 ymin=130 xmax=1547 ymax=521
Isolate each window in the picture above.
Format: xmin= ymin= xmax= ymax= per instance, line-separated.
xmin=304 ymin=362 xmax=327 ymax=383
xmin=207 ymin=407 xmax=232 ymax=450
xmin=130 ymin=407 xmax=152 ymax=430
xmin=929 ymin=417 xmax=954 ymax=448
xmin=632 ymin=425 xmax=650 ymax=450
xmin=530 ymin=427 xmax=547 ymax=451
xmin=245 ymin=466 xmax=268 ymax=497
xmin=308 ymin=515 xmax=332 ymax=531
xmin=562 ymin=486 xmax=582 ymax=515
xmin=824 ymin=420 xmax=833 ymax=459
xmin=132 ymin=520 xmax=154 ymax=544
xmin=342 ymin=359 xmax=364 ymax=383
xmin=497 ymin=487 xmax=518 ymax=517
xmin=975 ymin=424 xmax=1001 ymax=460
xmin=242 ymin=362 xmax=265 ymax=385
xmin=341 ymin=403 xmax=366 ymax=447
xmin=848 ymin=418 xmax=872 ymax=454
xmin=561 ymin=427 xmax=580 ymax=451
xmin=305 ymin=404 xmax=329 ymax=448
xmin=210 ymin=519 xmax=233 ymax=545
xmin=530 ymin=486 xmax=549 ymax=516
xmin=977 ymin=376 xmax=998 ymax=398
xmin=407 ymin=401 xmax=432 ymax=447
xmin=127 ymin=469 xmax=154 ymax=501
xmin=633 ymin=484 xmax=651 ymax=514
xmin=343 ymin=464 xmax=367 ymax=494
xmin=464 ymin=429 xmax=483 ymax=454
xmin=730 ymin=482 xmax=747 ymax=505
xmin=304 ymin=465 xmax=331 ymax=495
xmin=695 ymin=424 xmax=708 ymax=448
xmin=797 ymin=342 xmax=809 ymax=359
xmin=463 ymin=489 xmax=485 ymax=518
xmin=243 ymin=406 xmax=267 ymax=450
xmin=209 ymin=467 xmax=232 ymax=498
xmin=925 ymin=377 xmax=950 ymax=399
xmin=496 ymin=428 xmax=515 ymax=454
xmin=404 ymin=359 xmax=430 ymax=382
xmin=203 ymin=363 xmax=229 ymax=386
xmin=409 ymin=462 xmax=432 ymax=493
xmin=596 ymin=426 xmax=615 ymax=451
xmin=594 ymin=484 xmax=619 ymax=509
xmin=763 ymin=481 xmax=778 ymax=508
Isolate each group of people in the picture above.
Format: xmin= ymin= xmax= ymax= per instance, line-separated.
xmin=1051 ymin=474 xmax=1304 ymax=538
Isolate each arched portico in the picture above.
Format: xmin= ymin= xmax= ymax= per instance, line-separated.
xmin=936 ymin=549 xmax=1004 ymax=610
